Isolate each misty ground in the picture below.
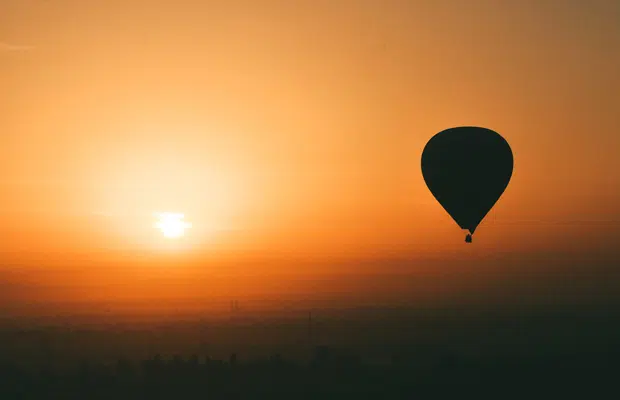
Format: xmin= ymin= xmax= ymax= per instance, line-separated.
xmin=1 ymin=303 xmax=618 ymax=398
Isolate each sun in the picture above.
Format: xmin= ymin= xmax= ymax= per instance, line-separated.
xmin=154 ymin=212 xmax=192 ymax=239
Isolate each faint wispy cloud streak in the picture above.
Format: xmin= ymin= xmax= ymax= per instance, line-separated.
xmin=0 ymin=42 xmax=34 ymax=51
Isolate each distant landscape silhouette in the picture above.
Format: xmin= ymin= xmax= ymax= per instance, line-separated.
xmin=0 ymin=342 xmax=615 ymax=399
xmin=1 ymin=306 xmax=618 ymax=398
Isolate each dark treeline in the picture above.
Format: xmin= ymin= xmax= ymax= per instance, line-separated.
xmin=0 ymin=344 xmax=616 ymax=399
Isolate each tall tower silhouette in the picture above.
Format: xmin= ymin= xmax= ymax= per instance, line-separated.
xmin=199 ymin=319 xmax=208 ymax=357
xmin=308 ymin=311 xmax=313 ymax=345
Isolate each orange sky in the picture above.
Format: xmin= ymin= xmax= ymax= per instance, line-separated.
xmin=1 ymin=1 xmax=619 ymax=315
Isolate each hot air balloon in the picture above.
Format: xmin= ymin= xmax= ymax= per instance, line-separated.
xmin=421 ymin=126 xmax=513 ymax=243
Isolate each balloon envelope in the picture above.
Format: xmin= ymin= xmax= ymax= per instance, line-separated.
xmin=421 ymin=127 xmax=513 ymax=236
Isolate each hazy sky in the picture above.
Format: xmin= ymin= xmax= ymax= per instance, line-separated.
xmin=1 ymin=1 xmax=619 ymax=313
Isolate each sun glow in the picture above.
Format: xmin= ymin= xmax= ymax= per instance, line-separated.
xmin=154 ymin=213 xmax=192 ymax=239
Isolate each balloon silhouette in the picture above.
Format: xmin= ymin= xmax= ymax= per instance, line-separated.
xmin=421 ymin=127 xmax=513 ymax=243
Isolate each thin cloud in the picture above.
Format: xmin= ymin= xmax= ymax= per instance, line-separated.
xmin=0 ymin=42 xmax=34 ymax=51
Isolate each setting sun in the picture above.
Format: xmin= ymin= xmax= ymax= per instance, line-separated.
xmin=154 ymin=213 xmax=192 ymax=239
